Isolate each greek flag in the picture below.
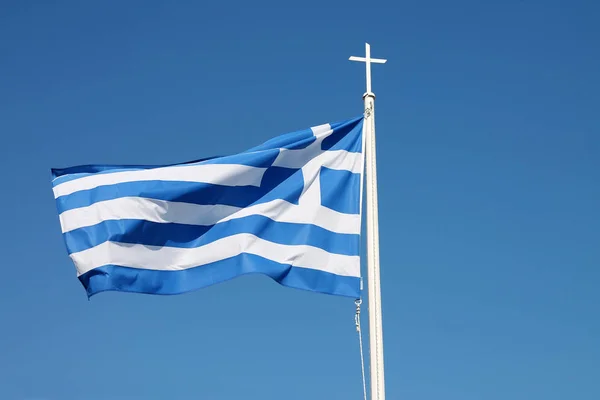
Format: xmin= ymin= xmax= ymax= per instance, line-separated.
xmin=51 ymin=116 xmax=364 ymax=298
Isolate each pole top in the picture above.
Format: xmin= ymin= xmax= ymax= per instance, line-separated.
xmin=349 ymin=43 xmax=387 ymax=96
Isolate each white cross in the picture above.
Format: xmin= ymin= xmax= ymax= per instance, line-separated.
xmin=349 ymin=43 xmax=387 ymax=95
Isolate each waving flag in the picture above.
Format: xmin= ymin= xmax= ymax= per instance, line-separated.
xmin=51 ymin=116 xmax=364 ymax=298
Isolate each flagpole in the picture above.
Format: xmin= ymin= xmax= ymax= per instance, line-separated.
xmin=350 ymin=43 xmax=387 ymax=400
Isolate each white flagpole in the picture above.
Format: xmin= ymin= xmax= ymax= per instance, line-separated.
xmin=350 ymin=43 xmax=387 ymax=400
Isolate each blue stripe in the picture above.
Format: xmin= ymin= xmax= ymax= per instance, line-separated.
xmin=64 ymin=215 xmax=359 ymax=256
xmin=56 ymin=166 xmax=304 ymax=213
xmin=319 ymin=167 xmax=361 ymax=214
xmin=52 ymin=149 xmax=281 ymax=186
xmin=322 ymin=116 xmax=363 ymax=153
xmin=79 ymin=254 xmax=361 ymax=298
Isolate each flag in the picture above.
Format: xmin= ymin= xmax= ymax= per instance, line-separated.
xmin=51 ymin=116 xmax=364 ymax=298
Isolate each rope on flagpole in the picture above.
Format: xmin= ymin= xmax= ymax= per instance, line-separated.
xmin=355 ymin=298 xmax=368 ymax=400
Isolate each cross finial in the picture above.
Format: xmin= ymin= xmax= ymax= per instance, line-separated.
xmin=349 ymin=43 xmax=387 ymax=95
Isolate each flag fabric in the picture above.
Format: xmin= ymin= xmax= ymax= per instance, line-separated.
xmin=51 ymin=116 xmax=364 ymax=298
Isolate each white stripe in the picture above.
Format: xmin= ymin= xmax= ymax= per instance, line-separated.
xmin=53 ymin=164 xmax=267 ymax=198
xmin=276 ymin=148 xmax=363 ymax=173
xmin=59 ymin=196 xmax=360 ymax=234
xmin=310 ymin=123 xmax=331 ymax=136
xmin=59 ymin=197 xmax=241 ymax=233
xmin=219 ymin=197 xmax=360 ymax=234
xmin=70 ymin=235 xmax=360 ymax=277
xmin=320 ymin=151 xmax=363 ymax=173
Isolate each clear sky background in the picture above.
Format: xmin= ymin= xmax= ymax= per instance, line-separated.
xmin=1 ymin=0 xmax=598 ymax=399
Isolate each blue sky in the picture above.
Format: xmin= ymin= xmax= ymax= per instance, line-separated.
xmin=1 ymin=0 xmax=599 ymax=399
